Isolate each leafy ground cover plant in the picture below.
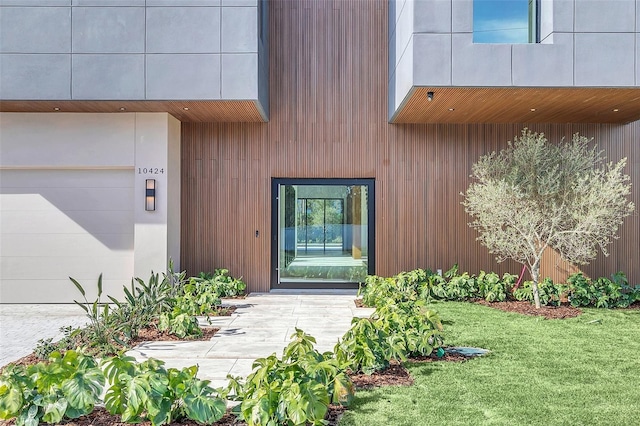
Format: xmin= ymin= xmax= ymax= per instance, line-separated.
xmin=513 ymin=278 xmax=566 ymax=307
xmin=226 ymin=328 xmax=354 ymax=426
xmin=335 ymin=301 xmax=444 ymax=375
xmin=66 ymin=272 xmax=189 ymax=356
xmin=567 ymin=272 xmax=640 ymax=308
xmin=70 ymin=274 xmax=126 ymax=355
xmin=192 ymin=269 xmax=247 ymax=298
xmin=157 ymin=312 xmax=202 ymax=339
xmin=359 ymin=266 xmax=516 ymax=307
xmin=101 ymin=355 xmax=225 ymax=425
xmin=65 ymin=266 xmax=244 ymax=356
xmin=0 ymin=350 xmax=104 ymax=425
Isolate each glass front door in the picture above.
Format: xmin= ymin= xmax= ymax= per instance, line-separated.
xmin=271 ymin=179 xmax=375 ymax=288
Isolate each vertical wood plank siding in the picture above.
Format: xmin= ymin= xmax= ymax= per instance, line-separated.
xmin=181 ymin=0 xmax=640 ymax=291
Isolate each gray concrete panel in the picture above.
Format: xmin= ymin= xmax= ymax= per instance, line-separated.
xmin=393 ymin=0 xmax=414 ymax=69
xmin=389 ymin=31 xmax=397 ymax=81
xmin=393 ymin=37 xmax=414 ymax=110
xmin=539 ymin=0 xmax=553 ymax=41
xmin=146 ymin=7 xmax=221 ymax=53
xmin=388 ymin=0 xmax=397 ymax=41
xmin=72 ymin=0 xmax=144 ymax=5
xmin=636 ymin=33 xmax=640 ymax=86
xmin=147 ymin=0 xmax=220 ymax=5
xmin=221 ymin=53 xmax=257 ymax=99
xmin=414 ymin=0 xmax=451 ymax=33
xmin=451 ymin=34 xmax=511 ymax=86
xmin=72 ymin=7 xmax=144 ymax=53
xmin=413 ymin=34 xmax=452 ymax=86
xmin=574 ymin=33 xmax=636 ymax=86
xmin=550 ymin=0 xmax=574 ymax=33
xmin=512 ymin=34 xmax=573 ymax=86
xmin=575 ymin=0 xmax=635 ymax=33
xmin=222 ymin=7 xmax=257 ymax=53
xmin=452 ymin=0 xmax=472 ymax=33
xmin=257 ymin=40 xmax=269 ymax=118
xmin=72 ymin=54 xmax=144 ymax=99
xmin=222 ymin=0 xmax=256 ymax=6
xmin=0 ymin=54 xmax=70 ymax=99
xmin=0 ymin=0 xmax=68 ymax=4
xmin=0 ymin=7 xmax=71 ymax=53
xmin=146 ymin=54 xmax=221 ymax=99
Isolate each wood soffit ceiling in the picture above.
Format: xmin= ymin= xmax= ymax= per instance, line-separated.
xmin=392 ymin=87 xmax=640 ymax=124
xmin=1 ymin=87 xmax=639 ymax=125
xmin=0 ymin=100 xmax=267 ymax=123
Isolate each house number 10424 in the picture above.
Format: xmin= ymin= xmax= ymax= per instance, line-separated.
xmin=138 ymin=168 xmax=164 ymax=174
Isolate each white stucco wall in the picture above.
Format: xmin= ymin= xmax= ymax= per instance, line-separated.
xmin=0 ymin=112 xmax=180 ymax=303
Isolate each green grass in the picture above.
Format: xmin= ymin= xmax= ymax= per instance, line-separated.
xmin=339 ymin=302 xmax=640 ymax=426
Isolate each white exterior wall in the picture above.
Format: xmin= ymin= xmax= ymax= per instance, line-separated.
xmin=0 ymin=112 xmax=180 ymax=303
xmin=389 ymin=0 xmax=640 ymax=118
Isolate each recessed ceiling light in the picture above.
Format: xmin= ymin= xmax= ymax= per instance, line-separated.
xmin=53 ymin=107 xmax=60 ymax=111
xmin=119 ymin=107 xmax=126 ymax=111
xmin=183 ymin=107 xmax=189 ymax=111
xmin=613 ymin=108 xmax=619 ymax=112
xmin=530 ymin=108 xmax=536 ymax=112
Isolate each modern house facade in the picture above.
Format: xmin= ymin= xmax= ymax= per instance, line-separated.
xmin=1 ymin=0 xmax=639 ymax=302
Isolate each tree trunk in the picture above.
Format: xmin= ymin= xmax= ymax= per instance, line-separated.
xmin=531 ymin=260 xmax=541 ymax=309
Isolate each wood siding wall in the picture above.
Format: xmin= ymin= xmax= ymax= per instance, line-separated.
xmin=181 ymin=0 xmax=640 ymax=292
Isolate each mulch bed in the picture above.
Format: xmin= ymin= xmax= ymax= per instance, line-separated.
xmin=129 ymin=325 xmax=219 ymax=347
xmin=356 ymin=298 xmax=583 ymax=319
xmin=349 ymin=361 xmax=414 ymax=389
xmin=474 ymin=300 xmax=582 ymax=319
xmin=0 ymin=406 xmax=348 ymax=426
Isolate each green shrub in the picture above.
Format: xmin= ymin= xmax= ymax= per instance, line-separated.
xmin=358 ymin=268 xmax=446 ymax=308
xmin=171 ymin=278 xmax=222 ymax=317
xmin=478 ymin=271 xmax=516 ymax=302
xmin=227 ymin=328 xmax=354 ymax=426
xmin=101 ymin=355 xmax=225 ymax=426
xmin=69 ymin=274 xmax=125 ymax=354
xmin=360 ymin=266 xmax=516 ymax=307
xmin=335 ymin=301 xmax=444 ymax=374
xmin=194 ymin=269 xmax=247 ymax=298
xmin=158 ymin=312 xmax=202 ymax=339
xmin=567 ymin=272 xmax=639 ymax=308
xmin=0 ymin=350 xmax=104 ymax=425
xmin=513 ymin=278 xmax=565 ymax=307
xmin=69 ymin=271 xmax=185 ymax=355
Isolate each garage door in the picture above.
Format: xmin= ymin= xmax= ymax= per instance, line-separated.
xmin=0 ymin=168 xmax=134 ymax=303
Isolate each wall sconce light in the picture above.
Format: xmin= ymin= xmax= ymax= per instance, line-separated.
xmin=427 ymin=91 xmax=434 ymax=101
xmin=145 ymin=179 xmax=156 ymax=211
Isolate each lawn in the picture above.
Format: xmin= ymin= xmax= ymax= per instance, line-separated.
xmin=339 ymin=302 xmax=640 ymax=426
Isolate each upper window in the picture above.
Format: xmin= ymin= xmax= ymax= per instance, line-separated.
xmin=473 ymin=0 xmax=539 ymax=43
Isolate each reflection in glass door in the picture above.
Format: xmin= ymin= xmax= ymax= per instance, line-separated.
xmin=271 ymin=179 xmax=375 ymax=288
xmin=297 ymin=198 xmax=344 ymax=253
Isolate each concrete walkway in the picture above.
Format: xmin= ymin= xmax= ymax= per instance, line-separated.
xmin=128 ymin=291 xmax=374 ymax=388
xmin=1 ymin=292 xmax=374 ymax=389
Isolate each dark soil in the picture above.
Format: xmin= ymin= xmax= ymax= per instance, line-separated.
xmin=0 ymin=405 xmax=349 ymax=426
xmin=474 ymin=300 xmax=582 ymax=319
xmin=356 ymin=298 xmax=583 ymax=319
xmin=349 ymin=361 xmax=414 ymax=389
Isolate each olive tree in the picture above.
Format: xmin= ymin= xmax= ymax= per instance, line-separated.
xmin=462 ymin=129 xmax=634 ymax=308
